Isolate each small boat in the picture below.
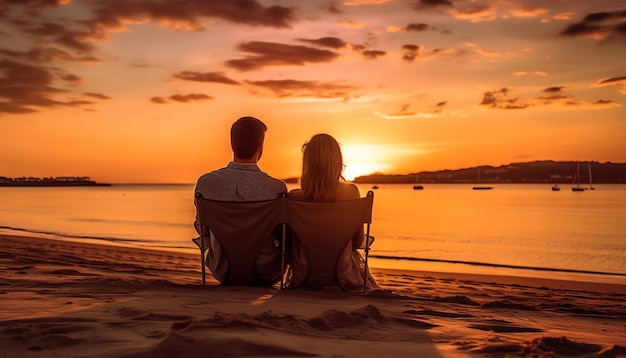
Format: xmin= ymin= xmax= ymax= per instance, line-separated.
xmin=572 ymin=162 xmax=587 ymax=192
xmin=552 ymin=185 xmax=561 ymax=191
xmin=413 ymin=174 xmax=424 ymax=190
xmin=472 ymin=167 xmax=493 ymax=190
xmin=473 ymin=186 xmax=493 ymax=190
xmin=372 ymin=185 xmax=379 ymax=190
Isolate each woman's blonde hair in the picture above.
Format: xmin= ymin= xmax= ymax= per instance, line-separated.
xmin=300 ymin=133 xmax=345 ymax=201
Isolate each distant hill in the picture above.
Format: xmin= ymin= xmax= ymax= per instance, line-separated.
xmin=353 ymin=161 xmax=626 ymax=184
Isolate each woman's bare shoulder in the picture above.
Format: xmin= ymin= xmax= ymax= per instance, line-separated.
xmin=338 ymin=182 xmax=360 ymax=200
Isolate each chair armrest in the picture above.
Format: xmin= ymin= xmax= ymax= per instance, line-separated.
xmin=359 ymin=235 xmax=375 ymax=250
xmin=192 ymin=236 xmax=210 ymax=253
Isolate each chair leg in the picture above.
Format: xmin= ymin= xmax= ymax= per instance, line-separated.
xmin=280 ymin=223 xmax=286 ymax=289
xmin=363 ymin=225 xmax=372 ymax=293
xmin=200 ymin=229 xmax=207 ymax=286
xmin=200 ymin=249 xmax=206 ymax=285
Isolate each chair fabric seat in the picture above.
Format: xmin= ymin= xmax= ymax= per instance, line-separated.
xmin=194 ymin=191 xmax=374 ymax=291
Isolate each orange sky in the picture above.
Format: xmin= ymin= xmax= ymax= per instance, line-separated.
xmin=1 ymin=0 xmax=625 ymax=183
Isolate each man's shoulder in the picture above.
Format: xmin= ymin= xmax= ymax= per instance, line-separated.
xmin=263 ymin=173 xmax=287 ymax=186
xmin=197 ymin=167 xmax=228 ymax=183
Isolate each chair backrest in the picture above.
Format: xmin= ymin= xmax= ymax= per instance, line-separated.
xmin=194 ymin=193 xmax=283 ymax=286
xmin=285 ymin=192 xmax=374 ymax=289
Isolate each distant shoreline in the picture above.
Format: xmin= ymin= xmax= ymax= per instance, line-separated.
xmin=0 ymin=182 xmax=111 ymax=187
xmin=353 ymin=160 xmax=626 ymax=184
xmin=0 ymin=176 xmax=110 ymax=187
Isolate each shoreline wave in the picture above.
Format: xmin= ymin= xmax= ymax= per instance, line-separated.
xmin=0 ymin=226 xmax=191 ymax=252
xmin=370 ymin=254 xmax=626 ymax=278
xmin=3 ymin=226 xmax=623 ymax=284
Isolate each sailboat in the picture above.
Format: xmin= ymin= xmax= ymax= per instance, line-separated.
xmin=588 ymin=163 xmax=595 ymax=190
xmin=572 ymin=162 xmax=586 ymax=192
xmin=413 ymin=173 xmax=424 ymax=190
xmin=473 ymin=167 xmax=493 ymax=190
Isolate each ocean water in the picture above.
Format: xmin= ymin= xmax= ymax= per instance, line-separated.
xmin=1 ymin=183 xmax=625 ymax=284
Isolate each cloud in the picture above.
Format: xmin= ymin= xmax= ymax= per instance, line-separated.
xmin=338 ymin=20 xmax=364 ymax=29
xmin=344 ymin=0 xmax=394 ymax=5
xmin=169 ymin=93 xmax=212 ymax=102
xmin=0 ymin=2 xmax=319 ymax=112
xmin=401 ymin=23 xmax=435 ymax=32
xmin=0 ymin=47 xmax=100 ymax=63
xmin=225 ymin=41 xmax=339 ymax=71
xmin=594 ymin=75 xmax=626 ymax=95
xmin=4 ymin=0 xmax=70 ymax=7
xmin=245 ymin=79 xmax=356 ymax=100
xmin=361 ymin=49 xmax=386 ymax=60
xmin=3 ymin=0 xmax=296 ymax=66
xmin=509 ymin=7 xmax=548 ymax=18
xmin=596 ymin=76 xmax=626 ymax=85
xmin=560 ymin=9 xmax=626 ymax=42
xmin=172 ymin=71 xmax=239 ymax=85
xmin=60 ymin=73 xmax=81 ymax=83
xmin=553 ymin=12 xmax=577 ymax=21
xmin=542 ymin=86 xmax=566 ymax=93
xmin=84 ymin=92 xmax=111 ymax=100
xmin=85 ymin=0 xmax=296 ymax=32
xmin=12 ymin=20 xmax=100 ymax=55
xmin=150 ymin=96 xmax=167 ymax=104
xmin=451 ymin=4 xmax=497 ymax=23
xmin=326 ymin=2 xmax=342 ymax=14
xmin=401 ymin=44 xmax=421 ymax=62
xmin=465 ymin=42 xmax=501 ymax=57
xmin=376 ymin=101 xmax=447 ymax=120
xmin=401 ymin=44 xmax=464 ymax=62
xmin=514 ymin=71 xmax=548 ymax=77
xmin=298 ymin=37 xmax=348 ymax=49
xmin=412 ymin=0 xmax=453 ymax=10
xmin=480 ymin=86 xmax=622 ymax=110
xmin=298 ymin=37 xmax=385 ymax=61
xmin=434 ymin=101 xmax=447 ymax=113
xmin=0 ymin=59 xmax=95 ymax=114
xmin=558 ymin=99 xmax=621 ymax=109
xmin=480 ymin=88 xmax=529 ymax=109
xmin=148 ymin=93 xmax=212 ymax=104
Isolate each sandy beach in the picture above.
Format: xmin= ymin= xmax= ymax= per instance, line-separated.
xmin=1 ymin=234 xmax=625 ymax=358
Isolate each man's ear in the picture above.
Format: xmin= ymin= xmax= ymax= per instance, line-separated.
xmin=257 ymin=143 xmax=264 ymax=161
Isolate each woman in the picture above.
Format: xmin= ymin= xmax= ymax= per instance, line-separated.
xmin=286 ymin=133 xmax=380 ymax=292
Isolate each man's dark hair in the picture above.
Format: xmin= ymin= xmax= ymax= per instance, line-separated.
xmin=230 ymin=116 xmax=267 ymax=159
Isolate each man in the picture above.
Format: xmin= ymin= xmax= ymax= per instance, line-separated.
xmin=194 ymin=116 xmax=287 ymax=285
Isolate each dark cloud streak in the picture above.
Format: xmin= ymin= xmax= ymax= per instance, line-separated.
xmin=480 ymin=88 xmax=528 ymax=109
xmin=597 ymin=76 xmax=626 ymax=85
xmin=412 ymin=0 xmax=453 ymax=10
xmin=361 ymin=49 xmax=386 ymax=60
xmin=403 ymin=23 xmax=435 ymax=32
xmin=298 ymin=37 xmax=347 ymax=49
xmin=173 ymin=71 xmax=239 ymax=85
xmin=246 ymin=79 xmax=356 ymax=100
xmin=226 ymin=41 xmax=339 ymax=71
xmin=169 ymin=93 xmax=212 ymax=102
xmin=0 ymin=59 xmax=95 ymax=114
xmin=84 ymin=92 xmax=111 ymax=100
xmin=560 ymin=9 xmax=626 ymax=42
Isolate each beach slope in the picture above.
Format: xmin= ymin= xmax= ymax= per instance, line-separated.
xmin=1 ymin=234 xmax=625 ymax=357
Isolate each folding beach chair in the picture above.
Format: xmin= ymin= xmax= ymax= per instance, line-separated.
xmin=193 ymin=192 xmax=287 ymax=286
xmin=286 ymin=190 xmax=375 ymax=292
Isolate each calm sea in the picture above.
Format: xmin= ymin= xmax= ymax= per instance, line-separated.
xmin=1 ymin=183 xmax=625 ymax=284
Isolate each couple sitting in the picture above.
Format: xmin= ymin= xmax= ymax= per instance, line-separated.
xmin=193 ymin=116 xmax=379 ymax=292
